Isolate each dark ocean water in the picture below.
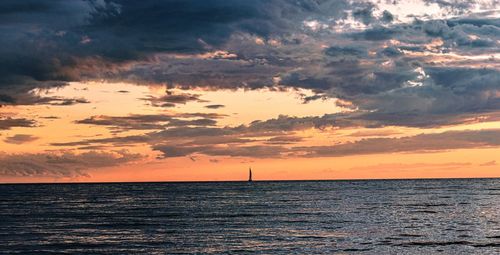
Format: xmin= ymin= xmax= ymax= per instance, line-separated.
xmin=1 ymin=179 xmax=499 ymax=254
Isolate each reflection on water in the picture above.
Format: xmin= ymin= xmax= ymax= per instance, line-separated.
xmin=1 ymin=179 xmax=499 ymax=254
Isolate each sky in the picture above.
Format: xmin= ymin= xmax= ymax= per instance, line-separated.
xmin=0 ymin=0 xmax=499 ymax=183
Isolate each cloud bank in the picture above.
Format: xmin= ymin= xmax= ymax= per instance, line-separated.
xmin=1 ymin=0 xmax=499 ymax=168
xmin=0 ymin=0 xmax=497 ymax=128
xmin=0 ymin=150 xmax=144 ymax=178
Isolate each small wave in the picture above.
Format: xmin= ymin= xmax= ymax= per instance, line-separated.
xmin=406 ymin=203 xmax=451 ymax=207
xmin=486 ymin=236 xmax=500 ymax=239
xmin=399 ymin=233 xmax=423 ymax=237
xmin=394 ymin=240 xmax=472 ymax=247
xmin=342 ymin=248 xmax=372 ymax=252
xmin=395 ymin=240 xmax=500 ymax=248
xmin=471 ymin=243 xmax=500 ymax=247
xmin=408 ymin=210 xmax=438 ymax=214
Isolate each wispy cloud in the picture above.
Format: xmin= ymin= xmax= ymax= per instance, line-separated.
xmin=0 ymin=118 xmax=36 ymax=130
xmin=293 ymin=129 xmax=500 ymax=157
xmin=0 ymin=150 xmax=144 ymax=178
xmin=349 ymin=162 xmax=473 ymax=172
xmin=75 ymin=112 xmax=224 ymax=131
xmin=1 ymin=0 xmax=499 ymax=181
xmin=4 ymin=134 xmax=39 ymax=144
xmin=205 ymin=104 xmax=225 ymax=109
xmin=480 ymin=160 xmax=497 ymax=166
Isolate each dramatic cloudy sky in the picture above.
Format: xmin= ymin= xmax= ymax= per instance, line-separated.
xmin=0 ymin=0 xmax=499 ymax=182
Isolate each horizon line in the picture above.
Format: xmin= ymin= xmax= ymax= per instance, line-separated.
xmin=1 ymin=176 xmax=499 ymax=185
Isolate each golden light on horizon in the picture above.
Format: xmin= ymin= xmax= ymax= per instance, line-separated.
xmin=1 ymin=0 xmax=499 ymax=183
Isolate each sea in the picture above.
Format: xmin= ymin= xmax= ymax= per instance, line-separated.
xmin=0 ymin=179 xmax=499 ymax=254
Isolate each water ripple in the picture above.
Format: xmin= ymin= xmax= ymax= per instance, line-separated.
xmin=1 ymin=179 xmax=499 ymax=254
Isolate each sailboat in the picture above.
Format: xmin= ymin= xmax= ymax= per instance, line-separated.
xmin=248 ymin=167 xmax=253 ymax=182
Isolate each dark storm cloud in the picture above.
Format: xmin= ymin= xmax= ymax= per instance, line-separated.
xmin=381 ymin=10 xmax=394 ymax=23
xmin=420 ymin=18 xmax=500 ymax=49
xmin=377 ymin=46 xmax=402 ymax=57
xmin=85 ymin=0 xmax=343 ymax=55
xmin=0 ymin=150 xmax=144 ymax=178
xmin=354 ymin=67 xmax=500 ymax=122
xmin=348 ymin=17 xmax=500 ymax=54
xmin=351 ymin=26 xmax=397 ymax=41
xmin=0 ymin=0 xmax=350 ymax=93
xmin=0 ymin=94 xmax=16 ymax=104
xmin=0 ymin=0 xmax=100 ymax=101
xmin=352 ymin=2 xmax=375 ymax=25
xmin=0 ymin=0 xmax=498 ymax=130
xmin=275 ymin=12 xmax=500 ymax=127
xmin=116 ymin=55 xmax=283 ymax=90
xmin=324 ymin=45 xmax=367 ymax=60
xmin=279 ymin=56 xmax=418 ymax=98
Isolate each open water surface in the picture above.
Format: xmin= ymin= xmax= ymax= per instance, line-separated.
xmin=1 ymin=179 xmax=499 ymax=254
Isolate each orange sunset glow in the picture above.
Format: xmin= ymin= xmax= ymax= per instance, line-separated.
xmin=1 ymin=0 xmax=499 ymax=183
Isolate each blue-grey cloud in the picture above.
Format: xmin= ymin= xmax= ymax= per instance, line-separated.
xmin=0 ymin=0 xmax=497 ymax=129
xmin=0 ymin=0 xmax=349 ymax=92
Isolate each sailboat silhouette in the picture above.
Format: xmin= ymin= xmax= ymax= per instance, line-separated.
xmin=248 ymin=167 xmax=253 ymax=182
